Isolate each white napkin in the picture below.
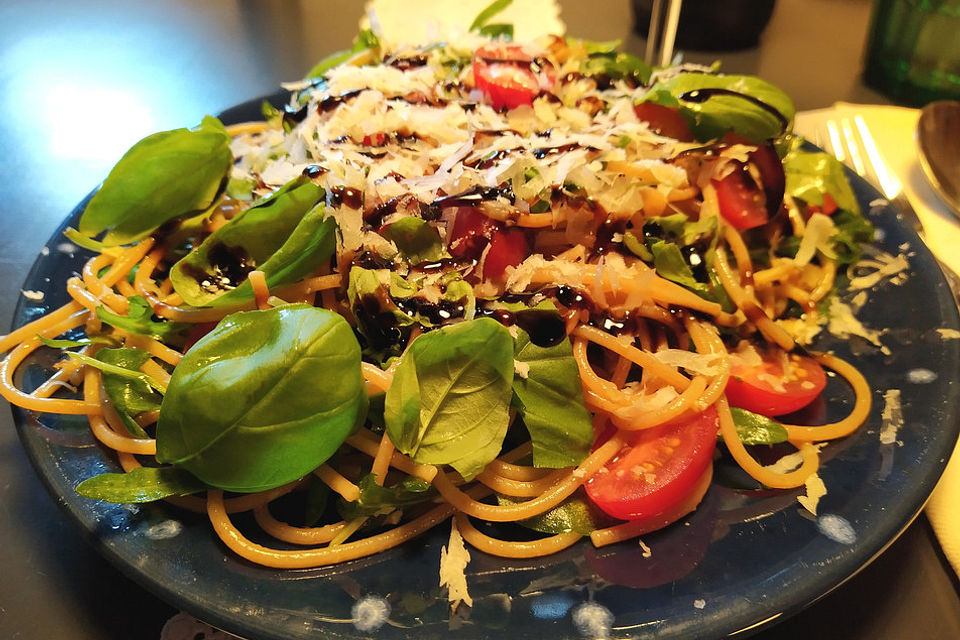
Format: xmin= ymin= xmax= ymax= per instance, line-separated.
xmin=794 ymin=103 xmax=960 ymax=576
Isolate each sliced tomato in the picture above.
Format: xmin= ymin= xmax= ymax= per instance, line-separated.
xmin=447 ymin=207 xmax=500 ymax=259
xmin=633 ymin=102 xmax=694 ymax=142
xmin=182 ymin=322 xmax=216 ymax=352
xmin=821 ymin=192 xmax=839 ymax=215
xmin=482 ymin=227 xmax=529 ymax=282
xmin=472 ymin=43 xmax=556 ymax=110
xmin=585 ymin=407 xmax=718 ymax=521
xmin=725 ymin=348 xmax=827 ymax=417
xmin=712 ymin=165 xmax=769 ymax=230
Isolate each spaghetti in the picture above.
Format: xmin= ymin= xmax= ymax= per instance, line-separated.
xmin=1 ymin=30 xmax=883 ymax=572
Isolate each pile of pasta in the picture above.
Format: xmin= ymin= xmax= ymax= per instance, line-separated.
xmin=0 ymin=32 xmax=874 ymax=570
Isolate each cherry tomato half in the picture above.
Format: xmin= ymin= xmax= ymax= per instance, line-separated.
xmin=482 ymin=227 xmax=529 ymax=282
xmin=586 ymin=407 xmax=719 ymax=521
xmin=633 ymin=102 xmax=694 ymax=142
xmin=472 ymin=43 xmax=556 ymax=110
xmin=712 ymin=165 xmax=769 ymax=230
xmin=447 ymin=206 xmax=499 ymax=260
xmin=725 ymin=348 xmax=827 ymax=417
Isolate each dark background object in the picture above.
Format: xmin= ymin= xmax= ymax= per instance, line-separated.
xmin=633 ymin=0 xmax=777 ymax=51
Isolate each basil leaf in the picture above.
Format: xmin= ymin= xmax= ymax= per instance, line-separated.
xmin=97 ymin=348 xmax=162 ymax=438
xmin=97 ymin=296 xmax=189 ymax=344
xmin=156 ymin=305 xmax=367 ymax=492
xmin=306 ymin=29 xmax=381 ymax=79
xmin=512 ymin=324 xmax=593 ymax=469
xmin=498 ymin=488 xmax=615 ymax=535
xmin=646 ymin=73 xmax=795 ymax=142
xmin=76 ymin=466 xmax=207 ymax=503
xmin=784 ymin=147 xmax=861 ymax=215
xmin=469 ymin=0 xmax=512 ymax=32
xmin=338 ymin=473 xmax=436 ymax=520
xmin=730 ymin=407 xmax=789 ymax=445
xmin=384 ymin=318 xmax=514 ymax=481
xmin=380 ymin=218 xmax=448 ymax=265
xmin=170 ymin=175 xmax=327 ymax=307
xmin=77 ymin=116 xmax=232 ymax=246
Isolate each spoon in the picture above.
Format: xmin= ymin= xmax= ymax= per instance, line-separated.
xmin=917 ymin=100 xmax=960 ymax=217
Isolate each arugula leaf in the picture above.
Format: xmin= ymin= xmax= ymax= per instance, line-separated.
xmin=650 ymin=240 xmax=713 ymax=299
xmin=730 ymin=407 xmax=789 ymax=445
xmin=96 ymin=296 xmax=189 ymax=344
xmin=156 ymin=305 xmax=367 ymax=492
xmin=498 ymin=488 xmax=616 ymax=535
xmin=170 ymin=174 xmax=329 ymax=307
xmin=831 ymin=209 xmax=876 ymax=264
xmin=76 ymin=466 xmax=207 ymax=503
xmin=38 ymin=335 xmax=91 ymax=348
xmin=469 ymin=0 xmax=512 ymax=32
xmin=623 ymin=230 xmax=653 ymax=261
xmin=67 ymin=351 xmax=167 ymax=394
xmin=97 ymin=348 xmax=163 ymax=438
xmin=384 ymin=318 xmax=514 ymax=481
xmin=306 ymin=29 xmax=381 ymax=79
xmin=304 ymin=475 xmax=331 ymax=527
xmin=338 ymin=473 xmax=436 ymax=520
xmin=76 ymin=116 xmax=232 ymax=246
xmin=511 ymin=320 xmax=593 ymax=469
xmin=580 ymin=51 xmax=652 ymax=86
xmin=478 ymin=23 xmax=514 ymax=40
xmin=380 ymin=218 xmax=448 ymax=265
xmin=784 ymin=146 xmax=861 ymax=215
xmin=645 ymin=73 xmax=795 ymax=142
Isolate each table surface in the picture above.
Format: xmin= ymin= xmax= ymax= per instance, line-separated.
xmin=2 ymin=0 xmax=959 ymax=638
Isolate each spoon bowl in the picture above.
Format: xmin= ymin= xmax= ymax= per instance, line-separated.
xmin=917 ymin=100 xmax=960 ymax=217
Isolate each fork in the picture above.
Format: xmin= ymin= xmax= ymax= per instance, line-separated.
xmin=814 ymin=115 xmax=960 ymax=302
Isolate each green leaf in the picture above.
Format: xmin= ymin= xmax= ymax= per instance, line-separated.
xmin=645 ymin=73 xmax=796 ymax=142
xmin=469 ymin=0 xmax=512 ymax=31
xmin=76 ymin=466 xmax=207 ymax=503
xmin=38 ymin=335 xmax=91 ymax=348
xmin=338 ymin=473 xmax=436 ymax=520
xmin=156 ymin=305 xmax=367 ymax=492
xmin=478 ymin=23 xmax=513 ymax=40
xmin=650 ymin=240 xmax=713 ymax=299
xmin=226 ymin=176 xmax=257 ymax=201
xmin=623 ymin=230 xmax=653 ymax=261
xmin=831 ymin=209 xmax=876 ymax=264
xmin=77 ymin=116 xmax=232 ymax=246
xmin=581 ymin=51 xmax=652 ymax=86
xmin=304 ymin=475 xmax=331 ymax=527
xmin=511 ymin=319 xmax=593 ymax=469
xmin=498 ymin=488 xmax=616 ymax=535
xmin=305 ymin=29 xmax=381 ymax=79
xmin=170 ymin=175 xmax=328 ymax=307
xmin=380 ymin=217 xmax=448 ymax=265
xmin=730 ymin=407 xmax=789 ymax=445
xmin=96 ymin=296 xmax=189 ymax=344
xmin=384 ymin=318 xmax=514 ymax=481
xmin=97 ymin=348 xmax=163 ymax=438
xmin=67 ymin=351 xmax=167 ymax=395
xmin=784 ymin=146 xmax=861 ymax=215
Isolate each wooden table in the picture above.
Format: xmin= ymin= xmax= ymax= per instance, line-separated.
xmin=1 ymin=0 xmax=958 ymax=637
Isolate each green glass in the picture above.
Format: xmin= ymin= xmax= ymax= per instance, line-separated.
xmin=863 ymin=0 xmax=960 ymax=106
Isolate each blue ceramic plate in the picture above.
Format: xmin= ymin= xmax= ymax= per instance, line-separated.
xmin=10 ymin=94 xmax=960 ymax=640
